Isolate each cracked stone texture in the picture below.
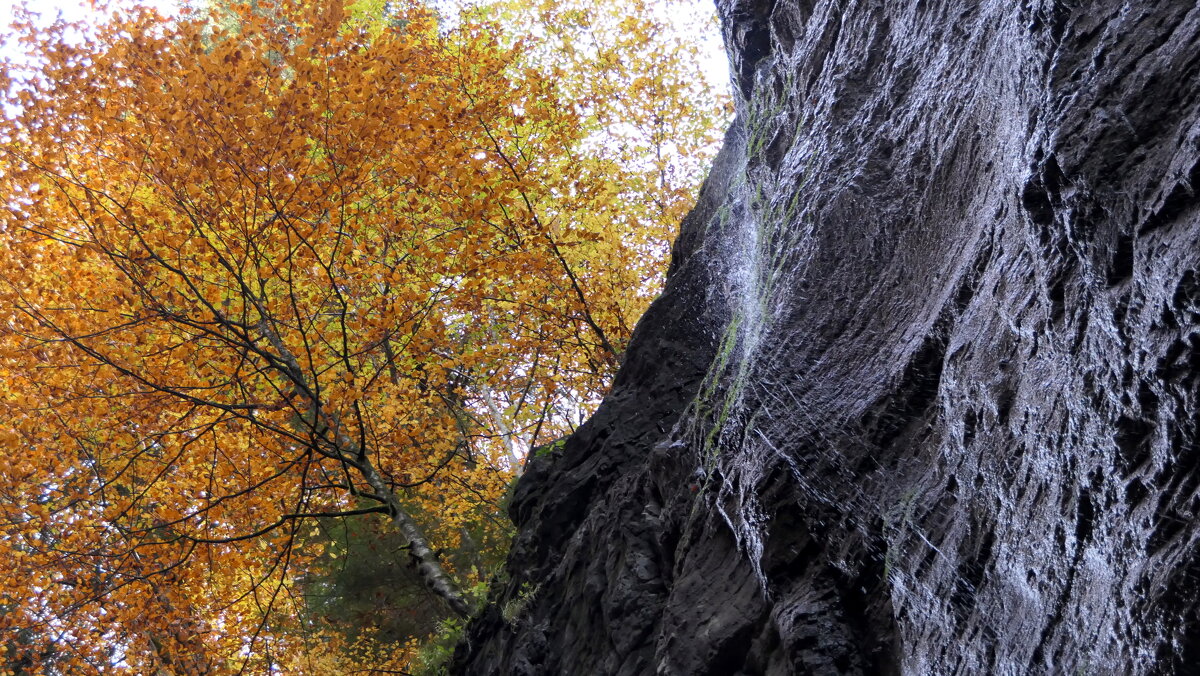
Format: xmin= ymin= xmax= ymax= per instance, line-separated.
xmin=452 ymin=1 xmax=1200 ymax=673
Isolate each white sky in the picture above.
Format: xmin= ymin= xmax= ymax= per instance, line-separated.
xmin=0 ymin=0 xmax=180 ymax=68
xmin=0 ymin=0 xmax=179 ymax=32
xmin=0 ymin=0 xmax=730 ymax=84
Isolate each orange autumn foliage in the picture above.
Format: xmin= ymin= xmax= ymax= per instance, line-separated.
xmin=0 ymin=0 xmax=728 ymax=671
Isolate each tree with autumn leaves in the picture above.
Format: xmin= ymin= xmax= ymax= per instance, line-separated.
xmin=0 ymin=0 xmax=727 ymax=671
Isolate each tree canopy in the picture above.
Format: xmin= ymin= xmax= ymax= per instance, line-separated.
xmin=0 ymin=0 xmax=727 ymax=671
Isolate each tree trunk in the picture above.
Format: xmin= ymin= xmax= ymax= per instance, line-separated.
xmin=255 ymin=318 xmax=472 ymax=617
xmin=454 ymin=1 xmax=1200 ymax=673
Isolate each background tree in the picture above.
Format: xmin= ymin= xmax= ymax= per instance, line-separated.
xmin=0 ymin=0 xmax=728 ymax=671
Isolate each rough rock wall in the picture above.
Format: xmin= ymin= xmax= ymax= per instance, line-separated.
xmin=453 ymin=1 xmax=1200 ymax=673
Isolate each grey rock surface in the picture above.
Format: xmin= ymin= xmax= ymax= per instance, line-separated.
xmin=453 ymin=1 xmax=1200 ymax=673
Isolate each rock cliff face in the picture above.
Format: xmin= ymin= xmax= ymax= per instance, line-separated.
xmin=453 ymin=1 xmax=1200 ymax=673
